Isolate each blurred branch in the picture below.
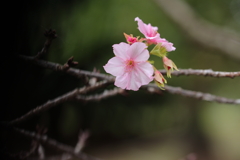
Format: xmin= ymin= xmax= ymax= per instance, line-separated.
xmin=19 ymin=55 xmax=114 ymax=81
xmin=5 ymin=126 xmax=102 ymax=160
xmin=17 ymin=55 xmax=240 ymax=105
xmin=7 ymin=80 xmax=110 ymax=126
xmin=159 ymin=69 xmax=240 ymax=78
xmin=145 ymin=84 xmax=240 ymax=105
xmin=76 ymin=88 xmax=125 ymax=102
xmin=154 ymin=0 xmax=240 ymax=60
xmin=19 ymin=55 xmax=240 ymax=79
xmin=35 ymin=29 xmax=57 ymax=59
xmin=74 ymin=131 xmax=90 ymax=154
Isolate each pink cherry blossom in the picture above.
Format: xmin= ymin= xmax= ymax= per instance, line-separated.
xmin=103 ymin=42 xmax=154 ymax=91
xmin=161 ymin=41 xmax=176 ymax=52
xmin=135 ymin=17 xmax=176 ymax=51
xmin=135 ymin=17 xmax=163 ymax=44
xmin=157 ymin=38 xmax=176 ymax=52
xmin=135 ymin=17 xmax=159 ymax=40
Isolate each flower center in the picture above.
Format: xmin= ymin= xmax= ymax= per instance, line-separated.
xmin=125 ymin=59 xmax=135 ymax=72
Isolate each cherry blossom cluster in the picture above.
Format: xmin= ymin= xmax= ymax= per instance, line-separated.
xmin=104 ymin=17 xmax=178 ymax=91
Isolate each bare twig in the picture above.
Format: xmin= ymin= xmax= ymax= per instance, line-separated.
xmin=35 ymin=29 xmax=57 ymax=59
xmin=19 ymin=55 xmax=240 ymax=79
xmin=159 ymin=69 xmax=240 ymax=78
xmin=74 ymin=131 xmax=90 ymax=154
xmin=7 ymin=126 xmax=102 ymax=160
xmin=19 ymin=55 xmax=114 ymax=81
xmin=76 ymin=88 xmax=124 ymax=102
xmin=37 ymin=145 xmax=45 ymax=159
xmin=29 ymin=154 xmax=71 ymax=160
xmin=7 ymin=81 xmax=111 ymax=125
xmin=144 ymin=84 xmax=240 ymax=105
xmin=154 ymin=0 xmax=240 ymax=60
xmin=17 ymin=55 xmax=240 ymax=105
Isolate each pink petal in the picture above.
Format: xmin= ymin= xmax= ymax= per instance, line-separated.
xmin=134 ymin=62 xmax=154 ymax=85
xmin=161 ymin=41 xmax=176 ymax=52
xmin=135 ymin=17 xmax=159 ymax=39
xmin=135 ymin=17 xmax=148 ymax=37
xmin=127 ymin=42 xmax=149 ymax=62
xmin=115 ymin=73 xmax=129 ymax=89
xmin=113 ymin=42 xmax=130 ymax=60
xmin=126 ymin=70 xmax=142 ymax=91
xmin=103 ymin=57 xmax=125 ymax=76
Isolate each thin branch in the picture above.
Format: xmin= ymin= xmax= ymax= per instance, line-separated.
xmin=159 ymin=69 xmax=240 ymax=78
xmin=154 ymin=0 xmax=240 ymax=60
xmin=74 ymin=131 xmax=90 ymax=154
xmin=144 ymin=84 xmax=240 ymax=105
xmin=19 ymin=55 xmax=114 ymax=81
xmin=19 ymin=55 xmax=240 ymax=79
xmin=7 ymin=81 xmax=111 ymax=125
xmin=29 ymin=154 xmax=71 ymax=160
xmin=18 ymin=55 xmax=240 ymax=105
xmin=35 ymin=29 xmax=57 ymax=59
xmin=5 ymin=126 xmax=102 ymax=160
xmin=76 ymin=88 xmax=124 ymax=102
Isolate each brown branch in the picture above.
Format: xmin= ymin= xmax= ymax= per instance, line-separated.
xmin=7 ymin=81 xmax=111 ymax=125
xmin=74 ymin=131 xmax=90 ymax=154
xmin=19 ymin=55 xmax=114 ymax=82
xmin=7 ymin=126 xmax=102 ymax=160
xmin=35 ymin=29 xmax=57 ymax=59
xmin=159 ymin=69 xmax=240 ymax=78
xmin=154 ymin=0 xmax=240 ymax=60
xmin=20 ymin=55 xmax=240 ymax=79
xmin=29 ymin=154 xmax=71 ymax=160
xmin=76 ymin=88 xmax=125 ymax=102
xmin=144 ymin=84 xmax=240 ymax=105
xmin=17 ymin=55 xmax=240 ymax=105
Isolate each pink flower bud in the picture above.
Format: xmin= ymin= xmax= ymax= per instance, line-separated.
xmin=163 ymin=56 xmax=178 ymax=78
xmin=123 ymin=33 xmax=143 ymax=45
xmin=154 ymin=70 xmax=167 ymax=89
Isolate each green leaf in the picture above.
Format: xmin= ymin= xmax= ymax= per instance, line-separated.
xmin=150 ymin=43 xmax=167 ymax=58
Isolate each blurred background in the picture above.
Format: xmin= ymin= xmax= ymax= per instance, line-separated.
xmin=2 ymin=0 xmax=240 ymax=159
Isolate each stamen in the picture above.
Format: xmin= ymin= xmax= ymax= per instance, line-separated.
xmin=125 ymin=60 xmax=135 ymax=72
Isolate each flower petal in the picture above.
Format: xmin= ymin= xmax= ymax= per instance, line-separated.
xmin=161 ymin=41 xmax=176 ymax=52
xmin=134 ymin=62 xmax=154 ymax=85
xmin=115 ymin=73 xmax=129 ymax=90
xmin=127 ymin=42 xmax=149 ymax=61
xmin=103 ymin=57 xmax=125 ymax=76
xmin=135 ymin=17 xmax=148 ymax=36
xmin=126 ymin=70 xmax=142 ymax=91
xmin=112 ymin=42 xmax=130 ymax=60
xmin=135 ymin=17 xmax=159 ymax=39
